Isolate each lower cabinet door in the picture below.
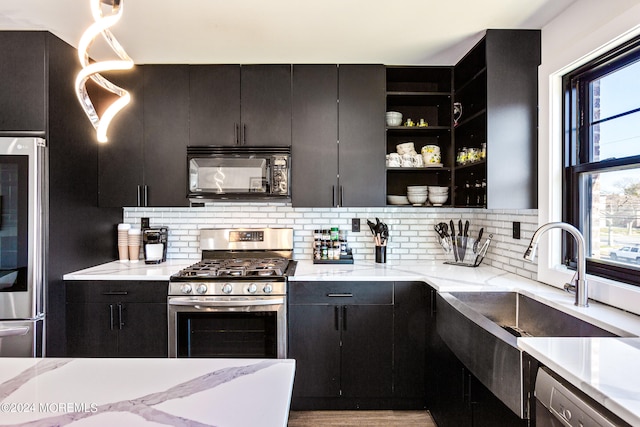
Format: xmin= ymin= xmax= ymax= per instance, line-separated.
xmin=117 ymin=303 xmax=168 ymax=357
xmin=341 ymin=304 xmax=393 ymax=398
xmin=66 ymin=302 xmax=119 ymax=357
xmin=288 ymin=304 xmax=341 ymax=397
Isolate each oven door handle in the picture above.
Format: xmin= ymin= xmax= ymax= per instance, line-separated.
xmin=169 ymin=298 xmax=285 ymax=308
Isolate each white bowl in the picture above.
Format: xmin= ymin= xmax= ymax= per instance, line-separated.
xmin=407 ymin=185 xmax=428 ymax=192
xmin=429 ymin=193 xmax=449 ymax=205
xmin=428 ymin=186 xmax=449 ymax=194
xmin=387 ymin=195 xmax=410 ymax=205
xmin=386 ymin=112 xmax=403 ymax=127
xmin=407 ymin=194 xmax=428 ymax=205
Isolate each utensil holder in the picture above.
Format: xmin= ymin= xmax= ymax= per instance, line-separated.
xmin=437 ymin=233 xmax=492 ymax=267
xmin=375 ymin=246 xmax=387 ymax=263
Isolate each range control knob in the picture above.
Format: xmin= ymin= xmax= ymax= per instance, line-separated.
xmin=196 ymin=284 xmax=208 ymax=294
xmin=263 ymin=284 xmax=273 ymax=294
xmin=180 ymin=284 xmax=193 ymax=294
xmin=222 ymin=283 xmax=233 ymax=294
xmin=247 ymin=283 xmax=258 ymax=294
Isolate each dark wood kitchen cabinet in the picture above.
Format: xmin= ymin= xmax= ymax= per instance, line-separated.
xmin=189 ymin=64 xmax=291 ymax=146
xmin=453 ymin=29 xmax=540 ymax=209
xmin=0 ymin=32 xmax=46 ymax=133
xmin=98 ymin=65 xmax=190 ymax=207
xmin=288 ymin=281 xmax=393 ymax=409
xmin=65 ymin=281 xmax=168 ymax=357
xmin=291 ymin=64 xmax=386 ymax=207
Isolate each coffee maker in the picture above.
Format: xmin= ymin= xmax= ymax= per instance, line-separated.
xmin=143 ymin=226 xmax=168 ymax=264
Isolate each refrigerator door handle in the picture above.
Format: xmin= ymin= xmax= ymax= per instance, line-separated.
xmin=0 ymin=326 xmax=30 ymax=338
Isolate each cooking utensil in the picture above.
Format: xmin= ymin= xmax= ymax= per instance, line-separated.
xmin=449 ymin=220 xmax=458 ymax=261
xmin=434 ymin=223 xmax=450 ymax=252
xmin=473 ymin=228 xmax=484 ymax=253
xmin=459 ymin=220 xmax=470 ymax=261
xmin=473 ymin=233 xmax=493 ymax=266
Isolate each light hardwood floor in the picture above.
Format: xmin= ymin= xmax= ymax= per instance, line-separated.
xmin=287 ymin=410 xmax=437 ymax=426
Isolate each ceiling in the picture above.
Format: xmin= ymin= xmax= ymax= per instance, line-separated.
xmin=0 ymin=0 xmax=577 ymax=65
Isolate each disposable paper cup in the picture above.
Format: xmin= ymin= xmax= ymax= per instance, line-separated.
xmin=118 ymin=245 xmax=129 ymax=262
xmin=128 ymin=245 xmax=140 ymax=262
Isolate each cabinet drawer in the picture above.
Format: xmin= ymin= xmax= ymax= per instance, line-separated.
xmin=65 ymin=281 xmax=168 ymax=303
xmin=288 ymin=281 xmax=393 ymax=305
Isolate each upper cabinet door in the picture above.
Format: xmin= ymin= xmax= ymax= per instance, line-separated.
xmin=189 ymin=65 xmax=241 ymax=146
xmin=98 ymin=66 xmax=145 ymax=208
xmin=143 ymin=65 xmax=190 ymax=207
xmin=240 ymin=65 xmax=292 ymax=146
xmin=338 ymin=64 xmax=386 ymax=207
xmin=291 ymin=65 xmax=339 ymax=207
xmin=0 ymin=32 xmax=46 ymax=133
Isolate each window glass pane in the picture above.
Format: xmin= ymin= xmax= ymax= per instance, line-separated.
xmin=591 ymin=111 xmax=640 ymax=160
xmin=591 ymin=60 xmax=640 ymax=121
xmin=584 ymin=168 xmax=640 ymax=267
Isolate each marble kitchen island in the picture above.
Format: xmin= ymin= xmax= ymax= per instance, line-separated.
xmin=0 ymin=357 xmax=295 ymax=426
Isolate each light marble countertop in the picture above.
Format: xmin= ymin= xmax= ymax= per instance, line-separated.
xmin=63 ymin=259 xmax=640 ymax=424
xmin=0 ymin=357 xmax=295 ymax=427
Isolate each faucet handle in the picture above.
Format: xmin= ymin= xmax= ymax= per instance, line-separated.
xmin=563 ymin=271 xmax=578 ymax=294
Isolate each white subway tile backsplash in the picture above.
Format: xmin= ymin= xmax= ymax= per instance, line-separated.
xmin=123 ymin=204 xmax=538 ymax=280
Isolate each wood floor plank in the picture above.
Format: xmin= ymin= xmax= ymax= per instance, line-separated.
xmin=287 ymin=410 xmax=437 ymax=426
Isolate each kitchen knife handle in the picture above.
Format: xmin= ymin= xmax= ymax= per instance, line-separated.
xmin=109 ymin=304 xmax=115 ymax=331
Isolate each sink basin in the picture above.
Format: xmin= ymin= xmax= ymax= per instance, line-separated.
xmin=435 ymin=291 xmax=634 ymax=420
xmin=447 ymin=291 xmax=630 ymax=339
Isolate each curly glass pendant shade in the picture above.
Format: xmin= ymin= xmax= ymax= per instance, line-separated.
xmin=75 ymin=0 xmax=133 ymax=143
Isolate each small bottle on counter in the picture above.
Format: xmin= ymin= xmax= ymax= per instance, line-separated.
xmin=339 ymin=230 xmax=348 ymax=257
xmin=332 ymin=240 xmax=340 ymax=260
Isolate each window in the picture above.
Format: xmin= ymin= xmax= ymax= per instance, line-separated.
xmin=563 ymin=36 xmax=640 ymax=286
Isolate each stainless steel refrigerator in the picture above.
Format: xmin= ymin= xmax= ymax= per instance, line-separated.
xmin=0 ymin=137 xmax=46 ymax=357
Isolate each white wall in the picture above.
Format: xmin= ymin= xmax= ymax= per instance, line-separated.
xmin=124 ymin=205 xmax=538 ymax=277
xmin=537 ymin=0 xmax=640 ymax=314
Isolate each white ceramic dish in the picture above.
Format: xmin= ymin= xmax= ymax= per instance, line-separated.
xmin=387 ymin=195 xmax=410 ymax=205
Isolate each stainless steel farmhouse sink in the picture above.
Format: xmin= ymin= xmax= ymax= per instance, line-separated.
xmin=436 ymin=291 xmax=635 ymax=419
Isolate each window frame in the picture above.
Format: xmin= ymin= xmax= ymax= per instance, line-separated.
xmin=562 ymin=35 xmax=640 ymax=287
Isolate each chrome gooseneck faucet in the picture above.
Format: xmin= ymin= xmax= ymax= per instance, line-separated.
xmin=523 ymin=222 xmax=589 ymax=307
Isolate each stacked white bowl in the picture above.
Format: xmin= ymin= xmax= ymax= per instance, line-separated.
xmin=407 ymin=185 xmax=428 ymax=205
xmin=428 ymin=186 xmax=449 ymax=206
xmin=386 ymin=111 xmax=403 ymax=126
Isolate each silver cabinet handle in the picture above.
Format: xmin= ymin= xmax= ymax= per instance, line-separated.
xmin=327 ymin=293 xmax=353 ymax=297
xmin=118 ymin=303 xmax=124 ymax=330
xmin=109 ymin=304 xmax=115 ymax=330
xmin=170 ymin=298 xmax=284 ymax=307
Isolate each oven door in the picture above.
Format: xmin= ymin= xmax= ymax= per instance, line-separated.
xmin=168 ymin=295 xmax=286 ymax=358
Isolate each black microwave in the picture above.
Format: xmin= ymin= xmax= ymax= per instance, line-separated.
xmin=187 ymin=146 xmax=290 ymax=202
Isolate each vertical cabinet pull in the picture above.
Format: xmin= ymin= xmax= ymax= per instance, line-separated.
xmin=118 ymin=304 xmax=124 ymax=330
xmin=136 ymin=185 xmax=142 ymax=207
xmin=109 ymin=304 xmax=115 ymax=330
xmin=143 ymin=186 xmax=149 ymax=207
xmin=234 ymin=123 xmax=240 ymax=145
xmin=242 ymin=124 xmax=247 ymax=145
xmin=332 ymin=185 xmax=336 ymax=207
xmin=342 ymin=306 xmax=347 ymax=331
xmin=334 ymin=306 xmax=340 ymax=330
xmin=339 ymin=186 xmax=344 ymax=207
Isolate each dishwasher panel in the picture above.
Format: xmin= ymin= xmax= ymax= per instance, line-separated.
xmin=535 ymin=367 xmax=630 ymax=427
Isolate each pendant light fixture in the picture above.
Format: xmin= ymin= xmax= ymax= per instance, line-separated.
xmin=75 ymin=0 xmax=133 ymax=143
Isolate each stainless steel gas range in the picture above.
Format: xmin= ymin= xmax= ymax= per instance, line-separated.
xmin=168 ymin=228 xmax=295 ymax=358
